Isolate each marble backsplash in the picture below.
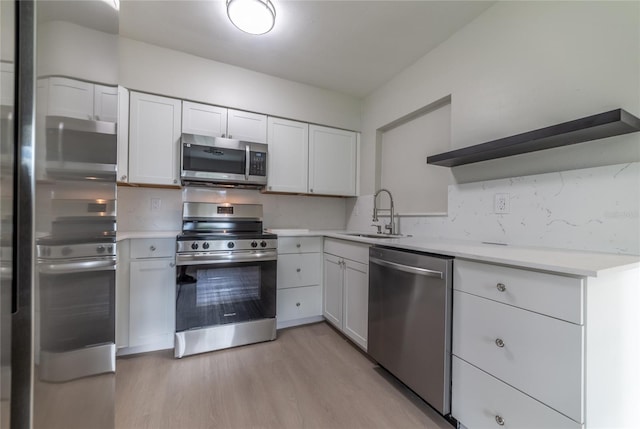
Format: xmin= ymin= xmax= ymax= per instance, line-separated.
xmin=116 ymin=186 xmax=348 ymax=233
xmin=347 ymin=162 xmax=640 ymax=255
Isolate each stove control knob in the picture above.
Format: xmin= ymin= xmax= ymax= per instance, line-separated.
xmin=260 ymin=241 xmax=267 ymax=248
xmin=227 ymin=242 xmax=235 ymax=249
xmin=62 ymin=247 xmax=72 ymax=256
xmin=191 ymin=242 xmax=199 ymax=250
xmin=96 ymin=245 xmax=105 ymax=254
xmin=251 ymin=241 xmax=258 ymax=248
xmin=107 ymin=245 xmax=113 ymax=253
xmin=203 ymin=242 xmax=210 ymax=250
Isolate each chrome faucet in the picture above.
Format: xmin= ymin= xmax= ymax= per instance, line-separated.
xmin=372 ymin=188 xmax=397 ymax=235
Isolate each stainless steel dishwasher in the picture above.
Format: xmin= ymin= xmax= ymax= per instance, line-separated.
xmin=368 ymin=246 xmax=453 ymax=415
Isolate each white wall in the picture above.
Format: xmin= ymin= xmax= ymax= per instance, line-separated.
xmin=37 ymin=21 xmax=118 ymax=85
xmin=360 ymin=1 xmax=640 ymax=194
xmin=118 ymin=38 xmax=361 ymax=131
xmin=380 ymin=101 xmax=453 ymax=214
xmin=117 ymin=186 xmax=347 ymax=233
xmin=351 ymin=1 xmax=640 ymax=254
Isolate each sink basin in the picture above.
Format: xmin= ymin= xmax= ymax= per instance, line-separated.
xmin=341 ymin=233 xmax=403 ymax=239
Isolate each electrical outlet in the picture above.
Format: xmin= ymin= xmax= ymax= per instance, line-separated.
xmin=151 ymin=198 xmax=162 ymax=211
xmin=494 ymin=193 xmax=509 ymax=214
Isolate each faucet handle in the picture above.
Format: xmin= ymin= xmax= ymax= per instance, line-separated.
xmin=371 ymin=223 xmax=383 ymax=234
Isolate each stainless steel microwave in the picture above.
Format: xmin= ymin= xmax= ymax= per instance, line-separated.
xmin=180 ymin=133 xmax=268 ymax=187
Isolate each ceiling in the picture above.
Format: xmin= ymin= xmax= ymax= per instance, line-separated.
xmin=117 ymin=1 xmax=494 ymax=98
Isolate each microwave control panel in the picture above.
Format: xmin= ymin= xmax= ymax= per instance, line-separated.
xmin=249 ymin=151 xmax=267 ymax=177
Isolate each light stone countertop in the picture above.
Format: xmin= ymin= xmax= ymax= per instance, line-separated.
xmin=270 ymin=229 xmax=640 ymax=278
xmin=116 ymin=230 xmax=181 ymax=241
xmin=117 ymin=228 xmax=640 ymax=278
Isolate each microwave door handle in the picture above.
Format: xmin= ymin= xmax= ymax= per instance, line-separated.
xmin=245 ymin=144 xmax=250 ymax=180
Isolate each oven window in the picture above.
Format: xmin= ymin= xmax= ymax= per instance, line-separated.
xmin=182 ymin=144 xmax=246 ymax=174
xmin=39 ymin=270 xmax=115 ymax=352
xmin=176 ymin=260 xmax=276 ymax=331
xmin=195 ymin=267 xmax=260 ymax=306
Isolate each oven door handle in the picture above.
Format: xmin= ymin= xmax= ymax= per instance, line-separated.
xmin=176 ymin=250 xmax=277 ymax=266
xmin=38 ymin=258 xmax=117 ymax=274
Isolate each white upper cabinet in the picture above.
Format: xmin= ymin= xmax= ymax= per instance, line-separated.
xmin=182 ymin=101 xmax=267 ymax=143
xmin=266 ymin=117 xmax=309 ymax=193
xmin=47 ymin=77 xmax=95 ymax=120
xmin=46 ymin=77 xmax=117 ymax=122
xmin=227 ymin=108 xmax=267 ymax=143
xmin=93 ymin=84 xmax=118 ymax=122
xmin=182 ymin=101 xmax=227 ymax=137
xmin=309 ymin=125 xmax=357 ymax=196
xmin=129 ymin=92 xmax=182 ymax=186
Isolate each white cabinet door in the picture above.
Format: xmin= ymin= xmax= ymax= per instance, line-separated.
xmin=116 ymin=86 xmax=129 ymax=183
xmin=343 ymin=259 xmax=369 ymax=349
xmin=266 ymin=117 xmax=309 ymax=193
xmin=182 ymin=101 xmax=227 ymax=137
xmin=129 ymin=259 xmax=175 ymax=348
xmin=94 ymin=84 xmax=118 ymax=122
xmin=227 ymin=109 xmax=267 ymax=143
xmin=277 ymin=285 xmax=323 ymax=323
xmin=323 ymin=253 xmax=343 ymax=328
xmin=308 ymin=125 xmax=357 ymax=196
xmin=47 ymin=77 xmax=94 ymax=120
xmin=452 ymin=357 xmax=582 ymax=429
xmin=129 ymin=92 xmax=182 ymax=186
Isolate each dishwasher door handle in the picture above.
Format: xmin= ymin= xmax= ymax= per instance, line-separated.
xmin=370 ymin=257 xmax=443 ymax=279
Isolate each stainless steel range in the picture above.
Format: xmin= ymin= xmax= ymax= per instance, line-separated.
xmin=174 ymin=202 xmax=277 ymax=358
xmin=36 ymin=200 xmax=117 ymax=382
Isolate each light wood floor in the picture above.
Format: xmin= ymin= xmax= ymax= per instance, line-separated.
xmin=115 ymin=322 xmax=454 ymax=429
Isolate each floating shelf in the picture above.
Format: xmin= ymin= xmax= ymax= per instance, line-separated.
xmin=427 ymin=108 xmax=640 ymax=167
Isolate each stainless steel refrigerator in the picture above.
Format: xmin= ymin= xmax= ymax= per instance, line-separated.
xmin=1 ymin=1 xmax=119 ymax=427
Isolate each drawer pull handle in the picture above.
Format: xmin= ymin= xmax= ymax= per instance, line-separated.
xmin=495 ymin=338 xmax=505 ymax=348
xmin=496 ymin=283 xmax=506 ymax=292
xmin=296 ymin=243 xmax=301 ymax=248
xmin=296 ymin=268 xmax=301 ymax=272
xmin=150 ymin=245 xmax=156 ymax=251
xmin=495 ymin=415 xmax=505 ymax=426
xmin=296 ymin=302 xmax=300 ymax=307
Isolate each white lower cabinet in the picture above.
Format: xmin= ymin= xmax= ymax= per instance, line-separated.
xmin=452 ymin=357 xmax=581 ymax=429
xmin=117 ymin=238 xmax=176 ymax=356
xmin=276 ymin=237 xmax=324 ymax=329
xmin=452 ymin=258 xmax=640 ymax=429
xmin=129 ymin=259 xmax=175 ymax=349
xmin=323 ymin=239 xmax=369 ymax=350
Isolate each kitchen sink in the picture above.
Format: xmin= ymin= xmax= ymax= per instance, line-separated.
xmin=341 ymin=233 xmax=403 ymax=239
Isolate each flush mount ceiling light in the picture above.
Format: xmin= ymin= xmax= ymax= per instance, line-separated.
xmin=227 ymin=0 xmax=276 ymax=35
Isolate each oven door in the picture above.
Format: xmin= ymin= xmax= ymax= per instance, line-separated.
xmin=175 ymin=250 xmax=277 ymax=332
xmin=37 ymin=257 xmax=116 ymax=382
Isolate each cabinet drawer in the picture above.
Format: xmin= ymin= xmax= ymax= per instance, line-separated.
xmin=452 ymin=357 xmax=581 ymax=429
xmin=277 ymin=285 xmax=322 ymax=322
xmin=453 ymin=290 xmax=583 ymax=423
xmin=277 ymin=253 xmax=321 ymax=289
xmin=454 ymin=259 xmax=583 ymax=324
xmin=278 ymin=237 xmax=323 ymax=254
xmin=324 ymin=238 xmax=369 ymax=264
xmin=130 ymin=238 xmax=176 ymax=259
